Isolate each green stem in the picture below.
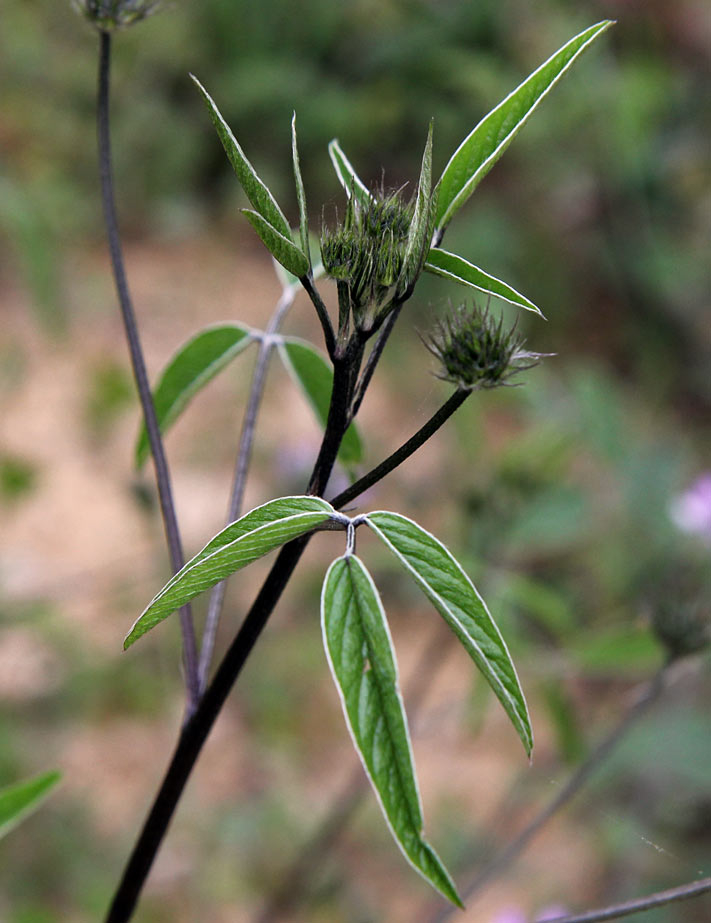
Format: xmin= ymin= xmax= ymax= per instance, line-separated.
xmin=97 ymin=30 xmax=199 ymax=713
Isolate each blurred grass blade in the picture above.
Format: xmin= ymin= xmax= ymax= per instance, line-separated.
xmin=135 ymin=323 xmax=254 ymax=468
xmin=0 ymin=771 xmax=61 ymax=840
xmin=366 ymin=511 xmax=532 ymax=756
xmin=328 ymin=139 xmax=373 ymax=211
xmin=125 ymin=497 xmax=336 ymax=648
xmin=191 ymin=74 xmax=293 ymax=239
xmin=436 ymin=21 xmax=613 ymax=230
xmin=321 ymin=555 xmax=462 ymax=907
xmin=400 ymin=121 xmax=435 ymax=286
xmin=291 ymin=113 xmax=311 ymax=271
xmin=425 ymin=248 xmax=542 ymax=315
xmin=279 ymin=337 xmax=363 ymax=467
xmin=242 ymin=210 xmax=309 ymax=278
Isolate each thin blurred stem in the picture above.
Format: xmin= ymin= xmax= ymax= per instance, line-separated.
xmin=427 ymin=661 xmax=672 ymax=923
xmin=541 ymin=876 xmax=711 ymax=923
xmin=97 ymin=30 xmax=199 ymax=713
xmin=197 ymin=286 xmax=296 ymax=693
xmin=255 ymin=623 xmax=453 ymax=923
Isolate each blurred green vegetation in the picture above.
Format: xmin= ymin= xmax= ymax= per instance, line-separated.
xmin=1 ymin=1 xmax=710 ymax=920
xmin=2 ymin=0 xmax=709 ymax=412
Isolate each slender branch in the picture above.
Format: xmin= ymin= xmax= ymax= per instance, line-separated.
xmin=97 ymin=30 xmax=199 ymax=713
xmin=331 ymin=386 xmax=470 ymax=510
xmin=198 ymin=287 xmax=295 ymax=693
xmin=301 ymin=273 xmax=336 ymax=359
xmin=350 ymin=301 xmax=402 ymax=419
xmin=541 ymin=876 xmax=711 ymax=923
xmin=427 ymin=662 xmax=672 ymax=923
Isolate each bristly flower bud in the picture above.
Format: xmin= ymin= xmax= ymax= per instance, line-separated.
xmin=652 ymin=598 xmax=710 ymax=659
xmin=73 ymin=0 xmax=161 ymax=30
xmin=424 ymin=303 xmax=546 ymax=391
xmin=320 ymin=188 xmax=416 ymax=332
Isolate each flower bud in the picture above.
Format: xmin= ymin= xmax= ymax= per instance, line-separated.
xmin=320 ymin=189 xmax=415 ymax=331
xmin=73 ymin=0 xmax=161 ymax=30
xmin=424 ymin=303 xmax=545 ymax=390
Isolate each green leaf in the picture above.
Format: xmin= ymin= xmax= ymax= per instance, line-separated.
xmin=321 ymin=555 xmax=462 ymax=907
xmin=191 ymin=74 xmax=292 ymax=239
xmin=400 ymin=122 xmax=435 ymax=287
xmin=135 ymin=324 xmax=254 ymax=469
xmin=328 ymin=139 xmax=373 ymax=212
xmin=365 ymin=511 xmax=532 ymax=756
xmin=425 ymin=248 xmax=542 ymax=316
xmin=273 ymin=235 xmax=324 ymax=291
xmin=291 ymin=113 xmax=311 ymax=271
xmin=242 ymin=209 xmax=309 ymax=279
xmin=125 ymin=497 xmax=336 ymax=649
xmin=279 ymin=337 xmax=363 ymax=467
xmin=0 ymin=771 xmax=61 ymax=840
xmin=436 ymin=21 xmax=613 ymax=230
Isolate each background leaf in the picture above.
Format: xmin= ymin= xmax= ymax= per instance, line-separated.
xmin=279 ymin=337 xmax=363 ymax=467
xmin=191 ymin=74 xmax=293 ymax=239
xmin=125 ymin=497 xmax=336 ymax=648
xmin=436 ymin=21 xmax=613 ymax=229
xmin=135 ymin=323 xmax=254 ymax=469
xmin=365 ymin=511 xmax=532 ymax=756
xmin=0 ymin=771 xmax=61 ymax=840
xmin=241 ymin=210 xmax=309 ymax=278
xmin=321 ymin=554 xmax=462 ymax=906
xmin=425 ymin=247 xmax=542 ymax=315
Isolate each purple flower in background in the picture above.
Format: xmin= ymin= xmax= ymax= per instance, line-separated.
xmin=491 ymin=909 xmax=526 ymax=923
xmin=670 ymin=474 xmax=711 ymax=543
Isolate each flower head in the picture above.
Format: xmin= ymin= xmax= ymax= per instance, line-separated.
xmin=424 ymin=302 xmax=546 ymax=391
xmin=321 ymin=187 xmax=416 ymax=330
xmin=73 ymin=0 xmax=161 ymax=30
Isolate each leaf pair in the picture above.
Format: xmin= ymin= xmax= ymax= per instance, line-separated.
xmin=191 ymin=76 xmax=310 ymax=278
xmin=135 ymin=326 xmax=362 ymax=470
xmin=328 ymin=21 xmax=612 ymax=317
xmin=125 ymin=495 xmax=532 ymax=905
xmin=321 ymin=510 xmax=532 ymax=904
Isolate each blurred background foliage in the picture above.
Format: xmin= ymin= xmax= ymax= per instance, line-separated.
xmin=1 ymin=0 xmax=710 ymax=920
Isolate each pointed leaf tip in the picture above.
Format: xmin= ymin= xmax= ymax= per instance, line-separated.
xmin=436 ymin=21 xmax=613 ymax=230
xmin=365 ymin=511 xmax=532 ymax=756
xmin=192 ymin=74 xmax=293 ymax=239
xmin=322 ymin=555 xmax=462 ymax=905
xmin=125 ymin=496 xmax=336 ymax=649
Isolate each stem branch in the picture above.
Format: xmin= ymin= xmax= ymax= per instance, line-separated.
xmin=331 ymin=386 xmax=470 ymax=509
xmin=198 ymin=287 xmax=295 ymax=692
xmin=97 ymin=30 xmax=199 ymax=712
xmin=541 ymin=876 xmax=711 ymax=923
